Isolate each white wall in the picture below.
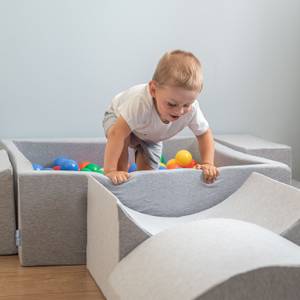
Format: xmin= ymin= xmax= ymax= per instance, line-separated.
xmin=1 ymin=0 xmax=299 ymax=178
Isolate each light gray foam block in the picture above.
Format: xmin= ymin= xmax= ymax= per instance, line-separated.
xmin=0 ymin=150 xmax=17 ymax=254
xmin=109 ymin=219 xmax=300 ymax=300
xmin=123 ymin=172 xmax=300 ymax=240
xmin=215 ymin=134 xmax=292 ymax=168
xmin=87 ymin=172 xmax=300 ymax=298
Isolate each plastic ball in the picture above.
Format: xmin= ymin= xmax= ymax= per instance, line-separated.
xmin=79 ymin=161 xmax=91 ymax=170
xmin=166 ymin=159 xmax=181 ymax=169
xmin=53 ymin=166 xmax=61 ymax=171
xmin=84 ymin=163 xmax=102 ymax=173
xmin=184 ymin=159 xmax=197 ymax=168
xmin=51 ymin=156 xmax=70 ymax=167
xmin=128 ymin=163 xmax=137 ymax=173
xmin=175 ymin=150 xmax=193 ymax=167
xmin=32 ymin=163 xmax=44 ymax=170
xmin=160 ymin=155 xmax=167 ymax=164
xmin=159 ymin=162 xmax=167 ymax=170
xmin=59 ymin=159 xmax=79 ymax=171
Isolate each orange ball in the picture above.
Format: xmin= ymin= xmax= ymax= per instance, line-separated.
xmin=166 ymin=159 xmax=181 ymax=169
xmin=184 ymin=159 xmax=196 ymax=168
xmin=175 ymin=150 xmax=193 ymax=167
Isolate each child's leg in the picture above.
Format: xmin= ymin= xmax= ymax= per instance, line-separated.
xmin=136 ymin=150 xmax=153 ymax=171
xmin=129 ymin=135 xmax=162 ymax=171
xmin=117 ymin=136 xmax=130 ymax=171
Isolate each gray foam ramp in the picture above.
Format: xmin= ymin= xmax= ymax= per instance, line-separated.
xmin=109 ymin=219 xmax=300 ymax=300
xmin=124 ymin=172 xmax=300 ymax=241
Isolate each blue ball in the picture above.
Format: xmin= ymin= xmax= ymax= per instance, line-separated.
xmin=128 ymin=163 xmax=137 ymax=173
xmin=32 ymin=163 xmax=44 ymax=170
xmin=52 ymin=156 xmax=70 ymax=167
xmin=59 ymin=159 xmax=79 ymax=171
xmin=159 ymin=165 xmax=167 ymax=170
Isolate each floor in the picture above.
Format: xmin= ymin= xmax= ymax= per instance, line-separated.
xmin=0 ymin=255 xmax=105 ymax=300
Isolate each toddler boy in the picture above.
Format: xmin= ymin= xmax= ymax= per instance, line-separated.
xmin=102 ymin=50 xmax=219 ymax=184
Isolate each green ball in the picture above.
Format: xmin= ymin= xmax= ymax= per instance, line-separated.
xmin=81 ymin=167 xmax=91 ymax=172
xmin=160 ymin=155 xmax=167 ymax=164
xmin=85 ymin=163 xmax=103 ymax=173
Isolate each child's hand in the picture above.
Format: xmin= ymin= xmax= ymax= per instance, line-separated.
xmin=105 ymin=170 xmax=130 ymax=185
xmin=194 ymin=163 xmax=219 ymax=184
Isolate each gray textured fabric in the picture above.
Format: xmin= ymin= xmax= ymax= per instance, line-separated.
xmin=292 ymin=179 xmax=300 ymax=188
xmin=113 ymin=172 xmax=300 ymax=242
xmin=0 ymin=137 xmax=292 ymax=265
xmin=86 ymin=176 xmax=120 ymax=299
xmin=18 ymin=173 xmax=88 ymax=266
xmin=118 ymin=207 xmax=149 ymax=259
xmin=109 ymin=219 xmax=300 ymax=300
xmin=215 ymin=134 xmax=292 ymax=168
xmin=282 ymin=219 xmax=300 ymax=246
xmin=94 ymin=171 xmax=300 ymax=283
xmin=195 ymin=267 xmax=300 ymax=300
xmin=1 ymin=140 xmax=33 ymax=208
xmin=97 ymin=158 xmax=291 ymax=217
xmin=14 ymin=138 xmax=107 ymax=166
xmin=99 ymin=139 xmax=291 ymax=217
xmin=0 ymin=150 xmax=17 ymax=254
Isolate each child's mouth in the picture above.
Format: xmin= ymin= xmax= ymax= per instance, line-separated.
xmin=170 ymin=114 xmax=179 ymax=120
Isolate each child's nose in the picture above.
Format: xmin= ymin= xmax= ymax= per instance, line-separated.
xmin=178 ymin=107 xmax=185 ymax=115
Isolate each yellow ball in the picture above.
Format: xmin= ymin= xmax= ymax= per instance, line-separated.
xmin=175 ymin=150 xmax=193 ymax=167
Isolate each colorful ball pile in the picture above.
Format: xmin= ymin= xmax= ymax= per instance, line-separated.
xmin=126 ymin=150 xmax=196 ymax=172
xmin=166 ymin=150 xmax=196 ymax=169
xmin=32 ymin=150 xmax=196 ymax=173
xmin=32 ymin=156 xmax=104 ymax=174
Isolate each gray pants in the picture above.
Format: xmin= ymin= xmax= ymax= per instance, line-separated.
xmin=102 ymin=111 xmax=162 ymax=169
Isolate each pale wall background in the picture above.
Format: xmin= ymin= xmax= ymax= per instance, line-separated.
xmin=1 ymin=0 xmax=299 ymax=178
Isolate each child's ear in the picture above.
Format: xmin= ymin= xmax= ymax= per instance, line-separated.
xmin=148 ymin=80 xmax=157 ymax=98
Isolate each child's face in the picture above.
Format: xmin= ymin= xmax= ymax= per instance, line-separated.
xmin=149 ymin=81 xmax=198 ymax=123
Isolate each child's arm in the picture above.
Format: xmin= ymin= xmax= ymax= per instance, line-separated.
xmin=104 ymin=116 xmax=132 ymax=184
xmin=195 ymin=129 xmax=219 ymax=183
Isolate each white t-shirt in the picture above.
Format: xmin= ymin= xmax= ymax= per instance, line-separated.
xmin=105 ymin=84 xmax=209 ymax=143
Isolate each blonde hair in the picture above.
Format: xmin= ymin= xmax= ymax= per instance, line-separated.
xmin=152 ymin=50 xmax=203 ymax=92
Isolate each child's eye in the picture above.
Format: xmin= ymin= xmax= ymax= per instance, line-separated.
xmin=168 ymin=103 xmax=176 ymax=107
xmin=183 ymin=104 xmax=191 ymax=108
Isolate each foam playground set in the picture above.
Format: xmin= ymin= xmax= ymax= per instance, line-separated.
xmin=1 ymin=134 xmax=300 ymax=299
